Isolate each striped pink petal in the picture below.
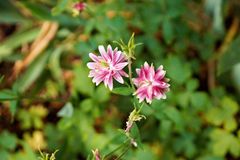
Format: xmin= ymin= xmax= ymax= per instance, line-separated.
xmin=133 ymin=62 xmax=170 ymax=104
xmin=87 ymin=45 xmax=128 ymax=90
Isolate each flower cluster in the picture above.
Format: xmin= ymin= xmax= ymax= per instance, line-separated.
xmin=87 ymin=45 xmax=170 ymax=104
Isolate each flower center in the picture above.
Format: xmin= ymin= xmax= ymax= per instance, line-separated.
xmin=101 ymin=61 xmax=109 ymax=68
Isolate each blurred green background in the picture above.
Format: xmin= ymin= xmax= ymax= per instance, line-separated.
xmin=0 ymin=0 xmax=240 ymax=159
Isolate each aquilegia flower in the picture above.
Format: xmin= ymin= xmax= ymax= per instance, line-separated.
xmin=73 ymin=2 xmax=86 ymax=12
xmin=87 ymin=45 xmax=128 ymax=90
xmin=133 ymin=62 xmax=170 ymax=104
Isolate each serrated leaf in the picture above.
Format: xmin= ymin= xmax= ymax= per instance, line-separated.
xmin=112 ymin=87 xmax=133 ymax=96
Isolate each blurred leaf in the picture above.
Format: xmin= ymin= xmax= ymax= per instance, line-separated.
xmin=52 ymin=0 xmax=69 ymax=16
xmin=13 ymin=51 xmax=49 ymax=93
xmin=0 ymin=131 xmax=17 ymax=150
xmin=186 ymin=79 xmax=199 ymax=91
xmin=210 ymin=129 xmax=240 ymax=157
xmin=163 ymin=107 xmax=182 ymax=127
xmin=218 ymin=35 xmax=240 ymax=75
xmin=10 ymin=141 xmax=37 ymax=160
xmin=57 ymin=102 xmax=74 ymax=118
xmin=80 ymin=99 xmax=95 ymax=113
xmin=73 ymin=63 xmax=94 ymax=96
xmin=162 ymin=18 xmax=174 ymax=44
xmin=206 ymin=97 xmax=239 ymax=131
xmin=232 ymin=63 xmax=240 ymax=93
xmin=48 ymin=47 xmax=64 ymax=91
xmin=20 ymin=1 xmax=53 ymax=20
xmin=205 ymin=0 xmax=224 ymax=33
xmin=0 ymin=28 xmax=39 ymax=61
xmin=190 ymin=92 xmax=209 ymax=109
xmin=95 ymin=84 xmax=110 ymax=103
xmin=130 ymin=123 xmax=143 ymax=149
xmin=20 ymin=1 xmax=85 ymax=26
xmin=166 ymin=56 xmax=191 ymax=84
xmin=0 ymin=0 xmax=27 ymax=23
xmin=10 ymin=100 xmax=18 ymax=116
xmin=112 ymin=87 xmax=133 ymax=96
xmin=0 ymin=150 xmax=10 ymax=160
xmin=0 ymin=89 xmax=17 ymax=101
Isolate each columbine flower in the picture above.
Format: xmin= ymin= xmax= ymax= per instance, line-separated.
xmin=133 ymin=62 xmax=170 ymax=104
xmin=72 ymin=2 xmax=86 ymax=16
xmin=87 ymin=45 xmax=128 ymax=90
xmin=73 ymin=2 xmax=86 ymax=12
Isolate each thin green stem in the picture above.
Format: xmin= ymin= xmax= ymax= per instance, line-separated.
xmin=103 ymin=139 xmax=130 ymax=160
xmin=114 ymin=144 xmax=131 ymax=160
xmin=128 ymin=57 xmax=135 ymax=91
xmin=137 ymin=103 xmax=144 ymax=113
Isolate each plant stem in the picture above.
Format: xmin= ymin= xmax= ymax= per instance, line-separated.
xmin=137 ymin=103 xmax=144 ymax=113
xmin=103 ymin=139 xmax=130 ymax=160
xmin=128 ymin=57 xmax=135 ymax=91
xmin=114 ymin=144 xmax=131 ymax=160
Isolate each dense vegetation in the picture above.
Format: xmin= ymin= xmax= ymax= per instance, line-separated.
xmin=0 ymin=0 xmax=240 ymax=160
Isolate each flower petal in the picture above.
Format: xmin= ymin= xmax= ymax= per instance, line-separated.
xmin=113 ymin=72 xmax=124 ymax=84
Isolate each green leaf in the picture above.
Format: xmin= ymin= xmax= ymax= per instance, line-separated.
xmin=73 ymin=63 xmax=94 ymax=96
xmin=210 ymin=129 xmax=240 ymax=157
xmin=57 ymin=102 xmax=74 ymax=118
xmin=130 ymin=123 xmax=143 ymax=149
xmin=52 ymin=0 xmax=69 ymax=16
xmin=10 ymin=100 xmax=18 ymax=116
xmin=218 ymin=35 xmax=240 ymax=75
xmin=0 ymin=131 xmax=17 ymax=150
xmin=13 ymin=51 xmax=49 ymax=93
xmin=186 ymin=79 xmax=199 ymax=91
xmin=95 ymin=84 xmax=110 ymax=103
xmin=0 ymin=28 xmax=39 ymax=61
xmin=232 ymin=63 xmax=240 ymax=93
xmin=0 ymin=150 xmax=10 ymax=160
xmin=163 ymin=107 xmax=183 ymax=131
xmin=48 ymin=47 xmax=64 ymax=91
xmin=166 ymin=56 xmax=191 ymax=85
xmin=80 ymin=99 xmax=95 ymax=113
xmin=0 ymin=0 xmax=28 ymax=23
xmin=20 ymin=2 xmax=53 ymax=20
xmin=190 ymin=92 xmax=209 ymax=109
xmin=112 ymin=87 xmax=133 ymax=96
xmin=20 ymin=1 xmax=85 ymax=26
xmin=162 ymin=18 xmax=174 ymax=44
xmin=0 ymin=89 xmax=17 ymax=101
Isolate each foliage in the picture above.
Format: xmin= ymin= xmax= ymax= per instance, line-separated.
xmin=0 ymin=0 xmax=240 ymax=160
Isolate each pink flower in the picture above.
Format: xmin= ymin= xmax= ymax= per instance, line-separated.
xmin=73 ymin=2 xmax=86 ymax=12
xmin=133 ymin=62 xmax=170 ymax=104
xmin=92 ymin=149 xmax=101 ymax=160
xmin=87 ymin=45 xmax=128 ymax=90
